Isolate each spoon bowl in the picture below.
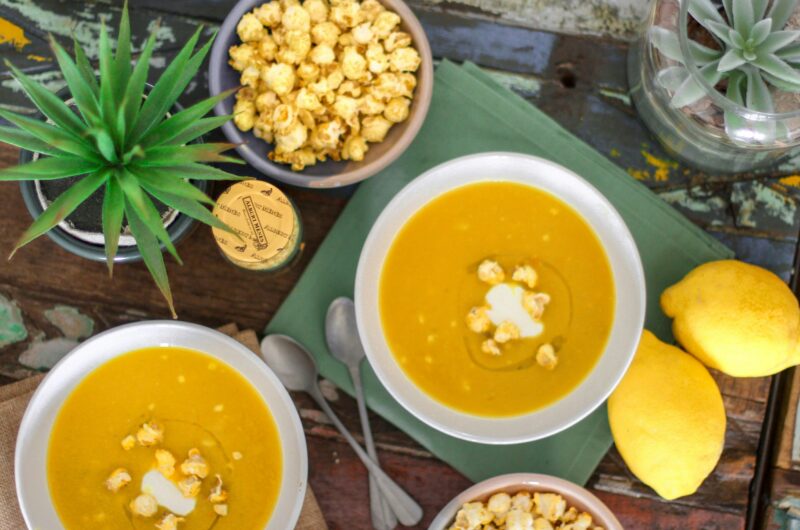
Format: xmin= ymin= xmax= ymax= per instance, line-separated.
xmin=260 ymin=334 xmax=319 ymax=393
xmin=326 ymin=298 xmax=367 ymax=366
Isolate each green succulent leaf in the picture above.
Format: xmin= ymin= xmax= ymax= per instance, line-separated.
xmin=98 ymin=21 xmax=120 ymax=153
xmin=670 ymin=60 xmax=724 ymax=108
xmin=0 ymin=125 xmax=67 ymax=157
xmin=139 ymin=89 xmax=236 ymax=147
xmin=752 ymin=53 xmax=800 ymax=85
xmin=0 ymin=156 xmax=101 ymax=181
xmin=746 ymin=70 xmax=777 ymax=142
xmin=749 ymin=18 xmax=773 ymax=45
xmin=166 ymin=116 xmax=234 ymax=147
xmin=113 ymin=3 xmax=133 ymax=103
xmin=10 ymin=168 xmax=109 ymax=257
xmin=116 ymin=169 xmax=182 ymax=264
xmin=761 ymin=31 xmax=800 ymax=53
xmin=122 ymin=32 xmax=157 ymax=141
xmin=0 ymin=108 xmax=99 ymax=160
xmin=49 ymin=36 xmax=100 ymax=124
xmin=136 ymin=144 xmax=243 ymax=167
xmin=128 ymin=28 xmax=202 ymax=143
xmin=125 ymin=198 xmax=176 ymax=318
xmin=656 ymin=66 xmax=690 ymax=91
xmin=4 ymin=61 xmax=88 ymax=138
xmin=143 ymin=187 xmax=237 ymax=236
xmin=760 ymin=70 xmax=800 ymax=91
xmin=651 ymin=27 xmax=722 ymax=65
xmin=706 ymin=20 xmax=736 ymax=46
xmin=769 ymin=0 xmax=800 ymax=30
xmin=151 ymin=163 xmax=248 ymax=181
xmin=72 ymin=37 xmax=99 ymax=96
xmin=129 ymin=167 xmax=215 ymax=205
xmin=724 ymin=71 xmax=749 ymax=140
xmin=718 ymin=49 xmax=747 ymax=71
xmin=732 ymin=0 xmax=755 ymax=35
xmin=102 ymin=177 xmax=125 ymax=275
xmin=689 ymin=0 xmax=728 ymax=33
xmin=86 ymin=126 xmax=117 ymax=162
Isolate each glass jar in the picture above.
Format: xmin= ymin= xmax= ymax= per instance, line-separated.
xmin=628 ymin=0 xmax=800 ymax=173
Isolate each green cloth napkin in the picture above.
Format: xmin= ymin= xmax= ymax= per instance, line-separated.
xmin=266 ymin=60 xmax=733 ymax=485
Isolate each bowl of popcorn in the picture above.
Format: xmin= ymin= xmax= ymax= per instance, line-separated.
xmin=355 ymin=153 xmax=645 ymax=443
xmin=428 ymin=473 xmax=623 ymax=530
xmin=209 ymin=0 xmax=433 ymax=188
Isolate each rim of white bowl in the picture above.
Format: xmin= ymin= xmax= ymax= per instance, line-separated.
xmin=427 ymin=473 xmax=624 ymax=530
xmin=15 ymin=321 xmax=307 ymax=530
xmin=354 ymin=152 xmax=646 ymax=444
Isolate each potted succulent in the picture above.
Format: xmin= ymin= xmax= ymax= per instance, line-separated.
xmin=629 ymin=0 xmax=800 ymax=173
xmin=0 ymin=6 xmax=243 ymax=317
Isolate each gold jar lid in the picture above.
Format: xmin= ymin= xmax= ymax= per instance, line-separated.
xmin=212 ymin=180 xmax=302 ymax=271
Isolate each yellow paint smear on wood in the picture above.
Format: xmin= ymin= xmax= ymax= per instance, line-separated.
xmin=0 ymin=17 xmax=31 ymax=51
xmin=641 ymin=150 xmax=678 ymax=182
xmin=779 ymin=175 xmax=800 ymax=188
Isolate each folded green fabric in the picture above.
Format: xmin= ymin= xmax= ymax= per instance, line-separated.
xmin=266 ymin=60 xmax=733 ymax=485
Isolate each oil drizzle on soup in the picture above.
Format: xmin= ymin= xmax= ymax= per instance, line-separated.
xmin=47 ymin=347 xmax=282 ymax=529
xmin=379 ymin=182 xmax=615 ymax=417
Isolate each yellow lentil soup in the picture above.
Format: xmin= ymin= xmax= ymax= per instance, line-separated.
xmin=47 ymin=347 xmax=282 ymax=529
xmin=379 ymin=181 xmax=615 ymax=417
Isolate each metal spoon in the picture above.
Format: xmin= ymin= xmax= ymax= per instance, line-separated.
xmin=260 ymin=334 xmax=424 ymax=527
xmin=326 ymin=297 xmax=398 ymax=530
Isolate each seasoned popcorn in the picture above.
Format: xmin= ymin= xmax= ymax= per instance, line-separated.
xmin=229 ymin=0 xmax=421 ymax=170
xmin=181 ymin=448 xmax=210 ymax=479
xmin=130 ymin=493 xmax=158 ymax=517
xmin=209 ymin=474 xmax=229 ymax=503
xmin=121 ymin=435 xmax=136 ymax=451
xmin=466 ymin=306 xmax=491 ymax=333
xmin=105 ymin=468 xmax=132 ymax=492
xmin=512 ymin=264 xmax=538 ymax=289
xmin=494 ymin=321 xmax=520 ymax=344
xmin=536 ymin=343 xmax=558 ymax=370
xmin=478 ymin=260 xmax=505 ymax=285
xmin=136 ymin=422 xmax=164 ymax=446
xmin=481 ymin=338 xmax=501 ymax=356
xmin=449 ymin=490 xmax=603 ymax=530
xmin=534 ymin=493 xmax=567 ymax=523
xmin=155 ymin=449 xmax=176 ymax=478
xmin=155 ymin=513 xmax=185 ymax=530
xmin=177 ymin=475 xmax=203 ymax=498
xmin=523 ymin=292 xmax=550 ymax=320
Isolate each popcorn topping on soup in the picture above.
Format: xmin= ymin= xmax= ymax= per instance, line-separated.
xmin=228 ymin=0 xmax=422 ymax=170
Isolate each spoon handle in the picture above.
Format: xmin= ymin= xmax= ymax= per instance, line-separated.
xmin=350 ymin=364 xmax=398 ymax=530
xmin=309 ymin=386 xmax=423 ymax=526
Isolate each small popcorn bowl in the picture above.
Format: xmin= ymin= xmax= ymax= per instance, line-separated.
xmin=428 ymin=473 xmax=623 ymax=530
xmin=209 ymin=0 xmax=434 ymax=188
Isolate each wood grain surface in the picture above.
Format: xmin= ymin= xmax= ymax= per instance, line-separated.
xmin=1 ymin=0 xmax=798 ymax=528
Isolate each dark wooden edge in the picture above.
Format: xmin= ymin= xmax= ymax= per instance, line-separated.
xmin=746 ymin=235 xmax=800 ymax=529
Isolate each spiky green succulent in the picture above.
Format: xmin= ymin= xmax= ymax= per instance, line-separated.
xmin=651 ymin=0 xmax=800 ymax=141
xmin=0 ymin=6 xmax=244 ymax=317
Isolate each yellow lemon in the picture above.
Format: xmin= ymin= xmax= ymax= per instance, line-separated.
xmin=608 ymin=330 xmax=725 ymax=500
xmin=661 ymin=259 xmax=800 ymax=377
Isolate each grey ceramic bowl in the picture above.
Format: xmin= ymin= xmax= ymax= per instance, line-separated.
xmin=208 ymin=0 xmax=434 ymax=188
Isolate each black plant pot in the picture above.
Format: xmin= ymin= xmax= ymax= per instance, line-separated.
xmin=17 ymin=88 xmax=209 ymax=264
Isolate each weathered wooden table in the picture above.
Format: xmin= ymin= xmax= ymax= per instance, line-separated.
xmin=2 ymin=0 xmax=800 ymax=528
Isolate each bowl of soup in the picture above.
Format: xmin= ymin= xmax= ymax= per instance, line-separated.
xmin=355 ymin=152 xmax=645 ymax=444
xmin=16 ymin=321 xmax=307 ymax=530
